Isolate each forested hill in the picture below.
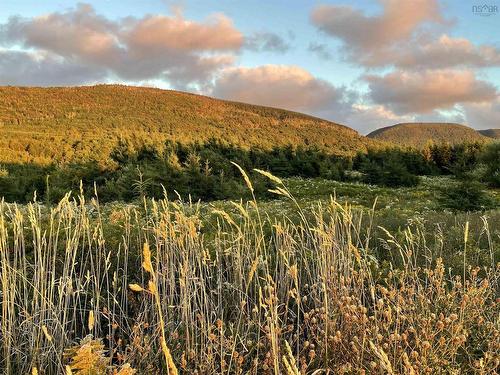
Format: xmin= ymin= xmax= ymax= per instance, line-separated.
xmin=479 ymin=129 xmax=500 ymax=139
xmin=367 ymin=122 xmax=489 ymax=148
xmin=0 ymin=85 xmax=377 ymax=165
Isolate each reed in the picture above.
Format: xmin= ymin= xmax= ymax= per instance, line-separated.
xmin=0 ymin=171 xmax=498 ymax=373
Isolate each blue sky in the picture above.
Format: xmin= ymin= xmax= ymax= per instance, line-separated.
xmin=0 ymin=0 xmax=499 ymax=132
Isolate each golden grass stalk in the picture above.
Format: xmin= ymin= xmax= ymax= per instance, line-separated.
xmin=0 ymin=184 xmax=497 ymax=374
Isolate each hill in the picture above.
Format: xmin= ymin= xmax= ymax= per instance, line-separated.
xmin=367 ymin=122 xmax=488 ymax=148
xmin=478 ymin=129 xmax=500 ymax=139
xmin=0 ymin=85 xmax=377 ymax=165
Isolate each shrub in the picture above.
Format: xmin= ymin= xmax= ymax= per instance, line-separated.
xmin=361 ymin=158 xmax=420 ymax=187
xmin=438 ymin=179 xmax=497 ymax=211
xmin=0 ymin=141 xmax=350 ymax=203
xmin=481 ymin=141 xmax=500 ymax=187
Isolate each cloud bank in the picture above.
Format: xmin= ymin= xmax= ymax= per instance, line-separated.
xmin=0 ymin=3 xmax=242 ymax=88
xmin=311 ymin=0 xmax=444 ymax=58
xmin=365 ymin=69 xmax=497 ymax=114
xmin=310 ymin=0 xmax=499 ymax=130
xmin=212 ymin=65 xmax=344 ymax=112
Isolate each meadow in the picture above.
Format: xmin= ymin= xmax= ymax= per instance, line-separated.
xmin=0 ymin=170 xmax=498 ymax=374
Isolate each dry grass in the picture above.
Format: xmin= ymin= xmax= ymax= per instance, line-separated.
xmin=0 ymin=171 xmax=498 ymax=374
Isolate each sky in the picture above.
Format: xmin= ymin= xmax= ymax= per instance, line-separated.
xmin=0 ymin=0 xmax=499 ymax=133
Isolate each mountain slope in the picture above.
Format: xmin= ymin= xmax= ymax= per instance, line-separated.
xmin=479 ymin=129 xmax=500 ymax=139
xmin=0 ymin=85 xmax=378 ymax=165
xmin=367 ymin=122 xmax=488 ymax=148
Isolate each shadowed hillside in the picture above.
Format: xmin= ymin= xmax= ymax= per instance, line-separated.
xmin=0 ymin=85 xmax=379 ymax=165
xmin=479 ymin=129 xmax=500 ymax=139
xmin=367 ymin=122 xmax=488 ymax=147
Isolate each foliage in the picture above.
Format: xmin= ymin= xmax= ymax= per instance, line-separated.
xmin=357 ymin=150 xmax=421 ymax=187
xmin=481 ymin=141 xmax=500 ymax=187
xmin=438 ymin=179 xmax=497 ymax=212
xmin=353 ymin=143 xmax=487 ymax=187
xmin=0 ymin=85 xmax=377 ymax=167
xmin=368 ymin=122 xmax=489 ymax=148
xmin=362 ymin=159 xmax=420 ymax=187
xmin=0 ymin=140 xmax=351 ymax=203
xmin=2 ymin=139 xmax=495 ymax=203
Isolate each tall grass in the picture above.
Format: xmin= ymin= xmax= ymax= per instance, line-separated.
xmin=0 ymin=173 xmax=498 ymax=374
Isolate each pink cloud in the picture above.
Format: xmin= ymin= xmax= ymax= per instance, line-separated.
xmin=0 ymin=3 xmax=243 ymax=87
xmin=311 ymin=0 xmax=443 ymax=51
xmin=360 ymin=34 xmax=500 ymax=69
xmin=210 ymin=64 xmax=415 ymax=134
xmin=365 ymin=69 xmax=497 ymax=114
xmin=211 ymin=65 xmax=345 ymax=113
xmin=3 ymin=4 xmax=119 ymax=63
xmin=310 ymin=1 xmax=500 ymax=72
xmin=124 ymin=13 xmax=243 ymax=52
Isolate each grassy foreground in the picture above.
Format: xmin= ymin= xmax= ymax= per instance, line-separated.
xmin=0 ymin=173 xmax=499 ymax=374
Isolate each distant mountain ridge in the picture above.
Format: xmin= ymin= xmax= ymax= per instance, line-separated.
xmin=0 ymin=85 xmax=379 ymax=165
xmin=367 ymin=122 xmax=489 ymax=148
xmin=479 ymin=129 xmax=500 ymax=139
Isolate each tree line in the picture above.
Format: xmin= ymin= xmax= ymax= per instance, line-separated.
xmin=0 ymin=139 xmax=499 ymax=204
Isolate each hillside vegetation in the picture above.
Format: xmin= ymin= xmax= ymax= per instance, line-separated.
xmin=1 ymin=178 xmax=498 ymax=374
xmin=479 ymin=128 xmax=500 ymax=139
xmin=367 ymin=122 xmax=488 ymax=147
xmin=0 ymin=85 xmax=377 ymax=165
